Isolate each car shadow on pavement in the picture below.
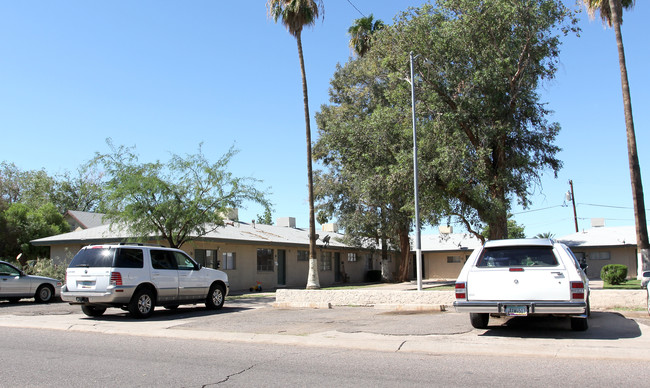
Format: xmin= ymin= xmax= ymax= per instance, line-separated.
xmin=479 ymin=311 xmax=642 ymax=340
xmin=79 ymin=304 xmax=255 ymax=322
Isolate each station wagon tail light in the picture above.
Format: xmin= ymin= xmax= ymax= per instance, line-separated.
xmin=570 ymin=281 xmax=585 ymax=300
xmin=110 ymin=272 xmax=123 ymax=286
xmin=455 ymin=282 xmax=466 ymax=300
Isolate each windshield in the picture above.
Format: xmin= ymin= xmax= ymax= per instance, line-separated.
xmin=476 ymin=246 xmax=558 ymax=268
xmin=70 ymin=247 xmax=115 ymax=267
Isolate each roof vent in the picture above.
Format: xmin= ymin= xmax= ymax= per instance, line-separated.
xmin=439 ymin=225 xmax=453 ymax=234
xmin=276 ymin=217 xmax=296 ymax=228
xmin=591 ymin=218 xmax=605 ymax=228
xmin=322 ymin=223 xmax=338 ymax=233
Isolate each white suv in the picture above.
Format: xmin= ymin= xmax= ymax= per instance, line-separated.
xmin=62 ymin=244 xmax=229 ymax=318
xmin=454 ymin=239 xmax=589 ymax=331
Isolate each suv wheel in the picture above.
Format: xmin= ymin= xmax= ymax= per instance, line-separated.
xmin=81 ymin=305 xmax=107 ymax=317
xmin=129 ymin=288 xmax=156 ymax=319
xmin=206 ymin=284 xmax=225 ymax=310
xmin=35 ymin=285 xmax=54 ymax=303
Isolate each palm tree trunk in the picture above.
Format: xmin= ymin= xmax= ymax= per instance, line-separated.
xmin=296 ymin=32 xmax=320 ymax=289
xmin=608 ymin=0 xmax=650 ymax=276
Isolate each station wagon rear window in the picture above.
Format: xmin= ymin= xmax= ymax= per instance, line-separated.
xmin=476 ymin=246 xmax=558 ymax=268
xmin=69 ymin=247 xmax=144 ymax=268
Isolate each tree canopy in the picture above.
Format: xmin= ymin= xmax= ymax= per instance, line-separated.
xmin=315 ymin=0 xmax=578 ymax=262
xmin=93 ymin=140 xmax=270 ymax=248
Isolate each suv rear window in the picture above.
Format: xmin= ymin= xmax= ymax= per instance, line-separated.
xmin=69 ymin=247 xmax=144 ymax=268
xmin=476 ymin=246 xmax=558 ymax=268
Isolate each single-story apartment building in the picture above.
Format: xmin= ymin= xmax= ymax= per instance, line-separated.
xmin=557 ymin=225 xmax=644 ymax=279
xmin=31 ymin=214 xmax=395 ymax=291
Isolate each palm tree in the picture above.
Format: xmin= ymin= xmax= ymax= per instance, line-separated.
xmin=267 ymin=0 xmax=324 ymax=289
xmin=348 ymin=14 xmax=384 ymax=58
xmin=583 ymin=0 xmax=648 ymax=275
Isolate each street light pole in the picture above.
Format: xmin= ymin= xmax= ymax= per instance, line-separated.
xmin=410 ymin=51 xmax=423 ymax=291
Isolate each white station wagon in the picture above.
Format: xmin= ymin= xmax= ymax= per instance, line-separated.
xmin=454 ymin=238 xmax=590 ymax=331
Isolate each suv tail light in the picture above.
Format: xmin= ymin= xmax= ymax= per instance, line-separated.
xmin=110 ymin=272 xmax=123 ymax=286
xmin=570 ymin=281 xmax=585 ymax=300
xmin=455 ymin=282 xmax=467 ymax=300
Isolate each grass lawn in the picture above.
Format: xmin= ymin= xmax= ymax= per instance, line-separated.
xmin=602 ymin=279 xmax=643 ymax=290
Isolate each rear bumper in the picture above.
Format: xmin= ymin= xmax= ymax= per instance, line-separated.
xmin=454 ymin=300 xmax=587 ymax=316
xmin=61 ymin=284 xmax=135 ymax=305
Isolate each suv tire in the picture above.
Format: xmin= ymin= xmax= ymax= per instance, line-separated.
xmin=129 ymin=288 xmax=156 ymax=319
xmin=206 ymin=283 xmax=225 ymax=310
xmin=81 ymin=305 xmax=107 ymax=317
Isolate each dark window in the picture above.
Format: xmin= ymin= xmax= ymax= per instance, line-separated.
xmin=257 ymin=249 xmax=274 ymax=272
xmin=150 ymin=250 xmax=178 ymax=270
xmin=174 ymin=252 xmax=197 ymax=270
xmin=476 ymin=246 xmax=558 ymax=268
xmin=114 ymin=248 xmax=144 ymax=268
xmin=297 ymin=250 xmax=309 ymax=262
xmin=69 ymin=247 xmax=115 ymax=268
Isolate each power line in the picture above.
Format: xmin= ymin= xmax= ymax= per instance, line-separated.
xmin=346 ymin=0 xmax=366 ymax=17
xmin=512 ymin=204 xmax=565 ymax=215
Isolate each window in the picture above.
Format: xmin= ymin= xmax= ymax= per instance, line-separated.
xmin=320 ymin=251 xmax=332 ymax=271
xmin=347 ymin=253 xmax=357 ymax=262
xmin=222 ymin=252 xmax=236 ymax=270
xmin=115 ymin=248 xmax=144 ymax=268
xmin=476 ymin=246 xmax=558 ymax=268
xmin=194 ymin=249 xmax=219 ymax=269
xmin=297 ymin=250 xmax=309 ymax=262
xmin=447 ymin=255 xmax=461 ymax=263
xmin=0 ymin=263 xmax=20 ymax=276
xmin=590 ymin=251 xmax=611 ymax=260
xmin=174 ymin=252 xmax=197 ymax=270
xmin=150 ymin=250 xmax=178 ymax=270
xmin=257 ymin=248 xmax=274 ymax=272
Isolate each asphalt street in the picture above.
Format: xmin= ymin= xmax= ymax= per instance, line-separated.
xmin=1 ymin=295 xmax=650 ymax=361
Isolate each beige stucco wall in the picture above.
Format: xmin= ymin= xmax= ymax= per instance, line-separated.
xmin=570 ymin=246 xmax=638 ymax=279
xmin=423 ymin=251 xmax=472 ymax=280
xmin=47 ymin=240 xmax=395 ymax=291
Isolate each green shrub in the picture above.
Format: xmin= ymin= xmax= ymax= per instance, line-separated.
xmin=24 ymin=258 xmax=66 ymax=282
xmin=601 ymin=264 xmax=628 ymax=285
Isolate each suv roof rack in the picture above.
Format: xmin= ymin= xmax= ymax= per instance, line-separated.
xmin=117 ymin=242 xmax=166 ymax=247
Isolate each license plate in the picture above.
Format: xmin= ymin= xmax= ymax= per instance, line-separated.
xmin=505 ymin=305 xmax=527 ymax=316
xmin=78 ymin=281 xmax=94 ymax=289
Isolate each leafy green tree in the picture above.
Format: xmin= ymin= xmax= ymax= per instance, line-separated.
xmin=373 ymin=0 xmax=575 ymax=240
xmin=256 ymin=207 xmax=274 ymax=225
xmin=267 ymin=0 xmax=324 ymax=289
xmin=2 ymin=202 xmax=69 ymax=264
xmin=93 ymin=141 xmax=270 ymax=249
xmin=348 ymin=14 xmax=384 ymax=58
xmin=481 ymin=219 xmax=526 ymax=241
xmin=51 ymin=162 xmax=106 ymax=213
xmin=0 ymin=161 xmax=54 ymax=208
xmin=535 ymin=231 xmax=555 ymax=239
xmin=583 ymin=0 xmax=648 ymax=273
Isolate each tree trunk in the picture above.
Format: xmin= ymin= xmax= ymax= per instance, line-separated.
xmin=396 ymin=229 xmax=411 ymax=282
xmin=608 ymin=0 xmax=650 ymax=276
xmin=295 ymin=32 xmax=320 ymax=289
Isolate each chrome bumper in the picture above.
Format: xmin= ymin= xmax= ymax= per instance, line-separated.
xmin=61 ymin=284 xmax=135 ymax=305
xmin=454 ymin=300 xmax=587 ymax=315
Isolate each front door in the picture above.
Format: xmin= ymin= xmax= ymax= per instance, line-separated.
xmin=277 ymin=250 xmax=286 ymax=285
xmin=334 ymin=252 xmax=341 ymax=282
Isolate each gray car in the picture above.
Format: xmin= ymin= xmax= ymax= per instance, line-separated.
xmin=0 ymin=261 xmax=62 ymax=303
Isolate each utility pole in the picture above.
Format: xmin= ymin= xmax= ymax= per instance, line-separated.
xmin=569 ymin=180 xmax=578 ymax=233
xmin=409 ymin=52 xmax=422 ymax=291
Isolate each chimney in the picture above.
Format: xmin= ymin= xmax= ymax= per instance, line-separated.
xmin=276 ymin=217 xmax=296 ymax=228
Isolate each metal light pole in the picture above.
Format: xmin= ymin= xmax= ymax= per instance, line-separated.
xmin=410 ymin=52 xmax=423 ymax=291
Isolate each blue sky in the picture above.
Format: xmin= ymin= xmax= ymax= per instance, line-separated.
xmin=0 ymin=1 xmax=647 ymax=240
